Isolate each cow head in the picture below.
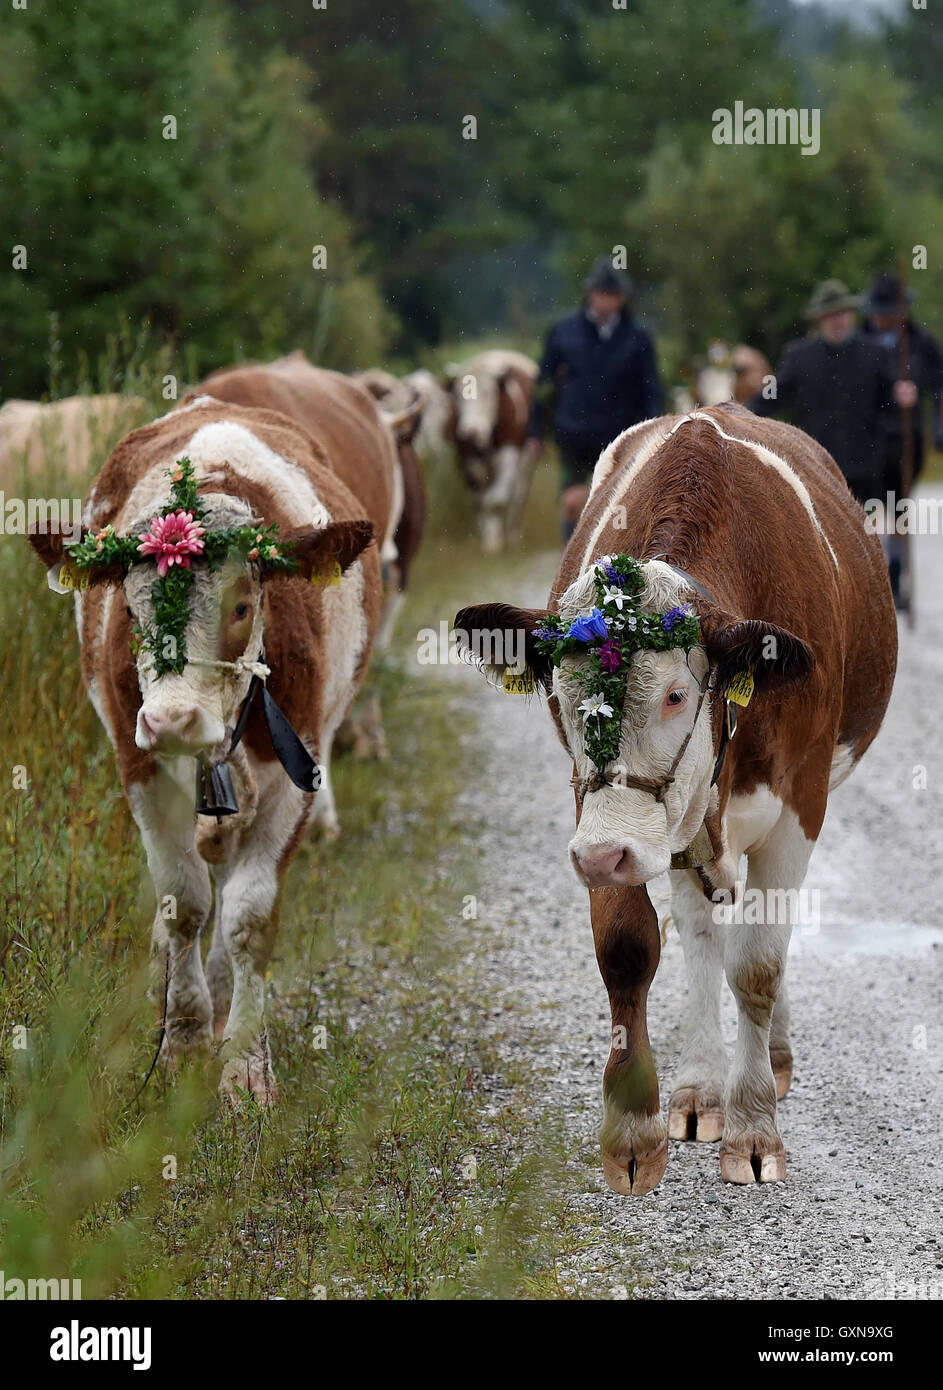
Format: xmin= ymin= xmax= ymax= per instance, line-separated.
xmin=455 ymin=558 xmax=812 ymax=889
xmin=442 ymin=361 xmax=502 ymax=453
xmin=29 ymin=499 xmax=374 ymax=759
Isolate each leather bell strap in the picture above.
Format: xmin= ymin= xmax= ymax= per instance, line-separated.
xmin=195 ymin=674 xmax=321 ymax=818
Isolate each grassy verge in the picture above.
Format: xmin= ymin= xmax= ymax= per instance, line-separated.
xmin=0 ymin=407 xmax=591 ymax=1300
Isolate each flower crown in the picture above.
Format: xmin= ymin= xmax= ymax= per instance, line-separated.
xmin=532 ymin=554 xmax=701 ymax=767
xmin=65 ymin=458 xmax=298 ymax=676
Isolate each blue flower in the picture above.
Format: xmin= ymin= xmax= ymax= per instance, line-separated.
xmin=660 ymin=603 xmax=691 ymax=632
xmin=601 ymin=562 xmax=626 ymax=589
xmin=566 ymin=607 xmax=608 ymax=643
xmin=532 ymin=625 xmax=561 ymax=645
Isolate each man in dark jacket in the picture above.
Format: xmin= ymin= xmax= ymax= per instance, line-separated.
xmin=526 ymin=257 xmax=662 ymax=541
xmin=861 ymin=270 xmax=943 ymax=490
xmin=749 ymin=277 xmax=918 ymax=607
xmin=748 ymin=279 xmax=914 ymax=503
xmin=861 ymin=272 xmax=943 ymax=607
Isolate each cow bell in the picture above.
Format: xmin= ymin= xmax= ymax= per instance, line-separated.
xmin=196 ymin=758 xmax=240 ymax=822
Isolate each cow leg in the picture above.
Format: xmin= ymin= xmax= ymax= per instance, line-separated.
xmin=721 ymin=811 xmax=814 ymax=1183
xmin=592 ymin=885 xmax=667 ymax=1196
xmin=129 ymin=771 xmax=214 ymax=1060
xmin=310 ymin=737 xmax=339 ymax=837
xmin=217 ymin=777 xmax=311 ymax=1103
xmin=478 ymin=445 xmax=519 ymax=553
xmin=769 ymin=979 xmax=793 ymax=1099
xmin=505 ymin=445 xmax=536 ymax=541
xmin=667 ymin=871 xmax=727 ymax=1142
xmin=205 ymin=868 xmax=233 ymax=1040
xmin=374 ymin=569 xmax=405 ymax=653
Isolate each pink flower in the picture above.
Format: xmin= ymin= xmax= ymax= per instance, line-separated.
xmin=598 ymin=638 xmax=622 ymax=673
xmin=137 ymin=510 xmax=206 ymax=578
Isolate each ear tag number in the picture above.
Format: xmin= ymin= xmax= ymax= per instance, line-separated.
xmin=49 ymin=561 xmax=90 ymax=593
xmin=725 ymin=667 xmax=754 ymax=707
xmin=311 ymin=561 xmax=342 ymax=587
xmin=503 ymin=666 xmax=535 ymax=695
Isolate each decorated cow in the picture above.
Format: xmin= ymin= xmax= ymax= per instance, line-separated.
xmin=28 ymin=373 xmax=396 ymax=1102
xmin=455 ymin=404 xmax=896 ymax=1193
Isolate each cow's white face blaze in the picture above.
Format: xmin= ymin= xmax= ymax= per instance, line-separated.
xmin=559 ymin=646 xmax=715 ymax=887
xmin=554 ymin=562 xmax=716 ymax=888
xmin=453 ymin=370 xmax=500 ymax=450
xmin=131 ymin=497 xmax=265 ymax=757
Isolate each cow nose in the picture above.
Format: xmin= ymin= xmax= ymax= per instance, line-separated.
xmin=140 ymin=705 xmax=201 ymax=745
xmin=573 ymin=843 xmax=632 ymax=886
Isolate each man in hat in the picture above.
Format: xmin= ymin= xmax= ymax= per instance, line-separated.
xmin=749 ymin=279 xmax=916 ymax=518
xmin=861 ymin=270 xmax=943 ymax=604
xmin=526 ymin=256 xmax=662 ymax=541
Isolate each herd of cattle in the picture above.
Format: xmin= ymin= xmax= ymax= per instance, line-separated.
xmin=11 ymin=336 xmax=892 ymax=1196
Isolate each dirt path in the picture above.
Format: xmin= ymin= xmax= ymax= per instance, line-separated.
xmin=451 ymin=498 xmax=943 ymax=1300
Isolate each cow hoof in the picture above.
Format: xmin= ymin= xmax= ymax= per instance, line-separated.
xmin=602 ymin=1139 xmax=668 ymax=1196
xmin=219 ymin=1056 xmax=279 ymax=1107
xmin=668 ymin=1086 xmax=725 ymax=1142
xmin=719 ymin=1140 xmax=786 ymax=1185
xmin=770 ymin=1049 xmax=793 ymax=1099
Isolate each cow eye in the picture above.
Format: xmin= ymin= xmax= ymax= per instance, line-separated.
xmin=232 ymin=602 xmax=249 ymax=621
xmin=666 ymin=688 xmax=686 ymax=706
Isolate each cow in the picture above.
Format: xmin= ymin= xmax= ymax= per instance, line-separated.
xmin=1 ymin=394 xmax=146 ymax=490
xmin=28 ymin=371 xmax=396 ymax=1102
xmin=442 ymin=349 xmax=538 ymax=553
xmin=695 ymin=340 xmax=771 ymax=408
xmin=455 ymin=403 xmax=896 ymax=1193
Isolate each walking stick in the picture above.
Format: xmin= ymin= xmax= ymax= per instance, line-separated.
xmin=896 ymin=256 xmax=916 ymax=630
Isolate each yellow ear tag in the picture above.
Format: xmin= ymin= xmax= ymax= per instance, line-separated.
xmin=55 ymin=561 xmax=91 ymax=592
xmin=725 ymin=667 xmax=754 ymax=707
xmin=503 ymin=666 xmax=535 ymax=695
xmin=311 ymin=561 xmax=342 ymax=587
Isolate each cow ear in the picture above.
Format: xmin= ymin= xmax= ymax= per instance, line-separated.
xmin=28 ymin=526 xmax=125 ymax=589
xmin=699 ymin=609 xmax=813 ymax=693
xmin=276 ymin=519 xmax=375 ymax=582
xmin=453 ymin=602 xmax=554 ymax=688
xmin=28 ymin=522 xmax=71 ymax=570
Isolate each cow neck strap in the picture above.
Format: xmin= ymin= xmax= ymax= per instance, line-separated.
xmin=227 ymin=669 xmax=321 ymax=795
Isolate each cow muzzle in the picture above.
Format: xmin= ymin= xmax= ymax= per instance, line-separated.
xmin=136 ymin=701 xmax=226 ymax=755
xmin=570 ymin=839 xmax=671 ymax=888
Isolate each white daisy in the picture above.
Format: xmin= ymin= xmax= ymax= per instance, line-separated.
xmin=578 ymin=693 xmax=614 ymax=723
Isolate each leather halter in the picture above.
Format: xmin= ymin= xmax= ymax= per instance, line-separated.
xmin=570 ymin=558 xmax=738 ymax=804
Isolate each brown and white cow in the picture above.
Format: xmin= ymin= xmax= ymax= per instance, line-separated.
xmin=28 ymin=371 xmax=394 ymax=1101
xmin=456 ymin=404 xmax=896 ymax=1193
xmin=443 ymin=349 xmax=538 ymax=553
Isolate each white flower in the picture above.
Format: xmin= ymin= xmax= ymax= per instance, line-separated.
xmin=602 ymin=586 xmax=628 ymax=610
xmin=621 ymin=612 xmax=638 ymax=631
xmin=578 ymin=692 xmax=614 ymax=723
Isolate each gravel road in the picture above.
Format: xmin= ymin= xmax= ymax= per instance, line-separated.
xmin=450 ymin=494 xmax=943 ymax=1300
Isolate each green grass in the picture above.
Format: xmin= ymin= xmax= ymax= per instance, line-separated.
xmin=0 ymin=402 xmax=604 ymax=1300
